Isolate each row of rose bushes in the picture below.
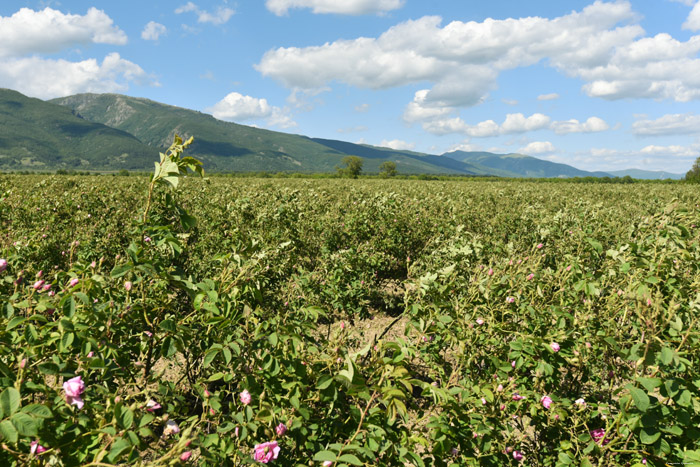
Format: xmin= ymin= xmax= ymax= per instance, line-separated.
xmin=1 ymin=148 xmax=700 ymax=465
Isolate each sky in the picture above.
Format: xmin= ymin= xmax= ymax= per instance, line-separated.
xmin=1 ymin=1 xmax=700 ymax=173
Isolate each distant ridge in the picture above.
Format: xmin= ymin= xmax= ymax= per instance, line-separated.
xmin=607 ymin=169 xmax=684 ymax=180
xmin=442 ymin=150 xmax=614 ymax=178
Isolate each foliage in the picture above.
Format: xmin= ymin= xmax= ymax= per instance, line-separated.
xmin=0 ymin=154 xmax=699 ymax=466
xmin=337 ymin=156 xmax=364 ymax=179
xmin=686 ymin=157 xmax=700 ymax=182
xmin=379 ymin=161 xmax=397 ymax=178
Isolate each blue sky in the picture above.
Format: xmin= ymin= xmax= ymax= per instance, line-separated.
xmin=2 ymin=0 xmax=700 ymax=173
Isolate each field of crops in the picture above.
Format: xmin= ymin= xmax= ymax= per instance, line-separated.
xmin=1 ymin=158 xmax=700 ymax=465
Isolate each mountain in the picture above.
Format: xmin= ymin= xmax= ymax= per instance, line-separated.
xmin=607 ymin=169 xmax=684 ymax=180
xmin=443 ymin=151 xmax=613 ymax=178
xmin=0 ymin=88 xmax=157 ymax=171
xmin=0 ymin=88 xmax=680 ymax=178
xmin=49 ymin=93 xmax=483 ymax=175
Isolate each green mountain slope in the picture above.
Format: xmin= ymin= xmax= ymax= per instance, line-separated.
xmin=50 ymin=93 xmax=481 ymax=174
xmin=443 ymin=151 xmax=613 ymax=178
xmin=0 ymin=89 xmax=157 ymax=170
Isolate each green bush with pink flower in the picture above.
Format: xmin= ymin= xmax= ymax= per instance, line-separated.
xmin=0 ymin=136 xmax=699 ymax=465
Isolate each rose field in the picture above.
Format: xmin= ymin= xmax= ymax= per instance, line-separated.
xmin=1 ymin=142 xmax=700 ymax=466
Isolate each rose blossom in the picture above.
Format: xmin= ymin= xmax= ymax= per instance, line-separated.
xmin=0 ymin=259 xmax=7 ymax=272
xmin=513 ymin=450 xmax=524 ymax=461
xmin=146 ymin=399 xmax=162 ymax=411
xmin=540 ymin=395 xmax=552 ymax=409
xmin=275 ymin=423 xmax=287 ymax=436
xmin=590 ymin=428 xmax=609 ymax=445
xmin=30 ymin=440 xmax=47 ymax=456
xmin=180 ymin=451 xmax=192 ymax=461
xmin=124 ymin=281 xmax=132 ymax=291
xmin=253 ymin=441 xmax=280 ymax=463
xmin=240 ymin=389 xmax=252 ymax=405
xmin=63 ymin=376 xmax=85 ymax=409
xmin=68 ymin=278 xmax=79 ymax=288
xmin=550 ymin=342 xmax=560 ymax=352
xmin=163 ymin=420 xmax=180 ymax=436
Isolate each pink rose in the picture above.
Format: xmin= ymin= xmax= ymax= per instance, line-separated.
xmin=550 ymin=342 xmax=560 ymax=352
xmin=0 ymin=259 xmax=7 ymax=272
xmin=540 ymin=395 xmax=552 ymax=409
xmin=180 ymin=451 xmax=192 ymax=461
xmin=487 ymin=268 xmax=494 ymax=276
xmin=590 ymin=428 xmax=608 ymax=445
xmin=30 ymin=440 xmax=47 ymax=456
xmin=323 ymin=462 xmax=333 ymax=467
xmin=512 ymin=393 xmax=525 ymax=401
xmin=476 ymin=318 xmax=484 ymax=325
xmin=124 ymin=281 xmax=132 ymax=292
xmin=63 ymin=376 xmax=85 ymax=409
xmin=146 ymin=399 xmax=162 ymax=411
xmin=240 ymin=389 xmax=251 ymax=405
xmin=33 ymin=280 xmax=45 ymax=290
xmin=163 ymin=420 xmax=180 ymax=436
xmin=68 ymin=278 xmax=79 ymax=288
xmin=253 ymin=441 xmax=280 ymax=463
xmin=526 ymin=273 xmax=534 ymax=280
xmin=536 ymin=243 xmax=543 ymax=249
xmin=275 ymin=423 xmax=287 ymax=437
xmin=513 ymin=450 xmax=524 ymax=461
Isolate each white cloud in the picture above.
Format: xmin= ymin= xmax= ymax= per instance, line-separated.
xmin=423 ymin=113 xmax=550 ymax=137
xmin=502 ymin=113 xmax=551 ymax=133
xmin=265 ymin=0 xmax=404 ymax=16
xmin=640 ymin=144 xmax=698 ymax=157
xmin=142 ymin=21 xmax=166 ymax=41
xmin=551 ymin=117 xmax=610 ymax=134
xmin=632 ymin=113 xmax=700 ymax=135
xmin=355 ymin=103 xmax=370 ymax=112
xmin=502 ymin=99 xmax=518 ymax=105
xmin=683 ymin=1 xmax=700 ymax=30
xmin=0 ymin=53 xmax=152 ymax=99
xmin=206 ymin=92 xmax=296 ymax=128
xmin=537 ymin=93 xmax=560 ymax=101
xmin=0 ymin=7 xmax=127 ymax=58
xmin=447 ymin=141 xmax=482 ymax=153
xmin=258 ymin=1 xmax=700 ymax=117
xmin=519 ymin=141 xmax=556 ymax=154
xmin=175 ymin=2 xmax=235 ymax=25
xmin=379 ymin=139 xmax=415 ymax=150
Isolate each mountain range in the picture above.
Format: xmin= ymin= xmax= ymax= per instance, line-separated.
xmin=0 ymin=88 xmax=685 ymax=179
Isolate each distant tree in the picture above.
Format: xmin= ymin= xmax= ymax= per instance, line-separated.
xmin=379 ymin=161 xmax=397 ymax=177
xmin=686 ymin=157 xmax=700 ymax=182
xmin=337 ymin=156 xmax=363 ymax=178
xmin=117 ymin=169 xmax=130 ymax=177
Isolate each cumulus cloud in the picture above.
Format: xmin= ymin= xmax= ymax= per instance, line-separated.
xmin=632 ymin=113 xmax=700 ymax=135
xmin=379 ymin=139 xmax=415 ymax=150
xmin=519 ymin=141 xmax=556 ymax=155
xmin=355 ymin=103 xmax=370 ymax=112
xmin=142 ymin=21 xmax=166 ymax=41
xmin=447 ymin=141 xmax=483 ymax=152
xmin=258 ymin=0 xmax=700 ymax=122
xmin=551 ymin=117 xmax=610 ymax=134
xmin=265 ymin=0 xmax=404 ymax=16
xmin=683 ymin=1 xmax=700 ymax=30
xmin=0 ymin=7 xmax=127 ymax=58
xmin=206 ymin=92 xmax=296 ymax=128
xmin=0 ymin=53 xmax=151 ymax=99
xmin=175 ymin=2 xmax=235 ymax=25
xmin=640 ymin=144 xmax=698 ymax=157
xmin=422 ymin=113 xmax=550 ymax=137
xmin=537 ymin=93 xmax=560 ymax=101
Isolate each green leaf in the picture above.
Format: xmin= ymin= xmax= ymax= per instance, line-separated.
xmin=63 ymin=296 xmax=76 ymax=318
xmin=203 ymin=349 xmax=219 ymax=368
xmin=0 ymin=388 xmax=21 ymax=417
xmin=317 ymin=375 xmax=334 ymax=390
xmin=636 ymin=377 xmax=662 ymax=392
xmin=159 ymin=319 xmax=176 ymax=333
xmin=22 ymin=404 xmax=52 ymax=419
xmin=10 ymin=413 xmax=37 ymax=437
xmin=207 ymin=372 xmax=224 ymax=382
xmin=628 ymin=386 xmax=650 ymax=412
xmin=658 ymin=347 xmax=674 ymax=366
xmin=6 ymin=316 xmax=25 ymax=331
xmin=107 ymin=438 xmax=132 ymax=463
xmin=0 ymin=420 xmax=18 ymax=443
xmin=118 ymin=407 xmax=134 ymax=430
xmin=640 ymin=427 xmax=660 ymax=444
xmin=313 ymin=450 xmax=337 ymax=462
xmin=110 ymin=264 xmax=132 ymax=278
xmin=338 ymin=454 xmax=363 ymax=465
